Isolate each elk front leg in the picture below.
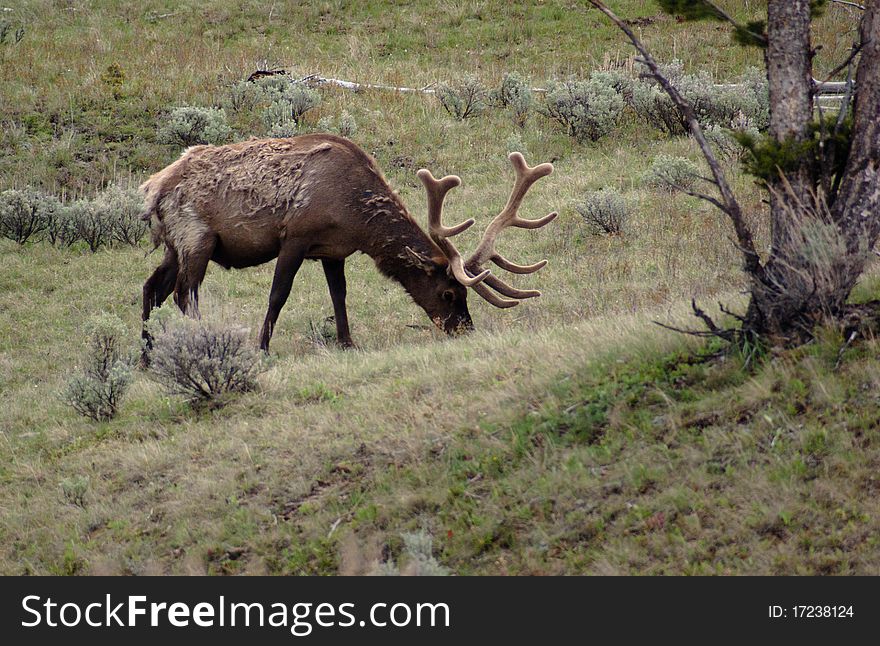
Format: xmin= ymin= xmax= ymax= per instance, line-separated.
xmin=174 ymin=236 xmax=216 ymax=317
xmin=321 ymin=258 xmax=354 ymax=348
xmin=141 ymin=247 xmax=179 ymax=365
xmin=259 ymin=242 xmax=308 ymax=353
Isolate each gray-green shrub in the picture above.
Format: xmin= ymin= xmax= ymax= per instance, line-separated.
xmin=63 ymin=314 xmax=133 ymax=422
xmin=541 ymin=77 xmax=624 ymax=142
xmin=590 ymin=69 xmax=635 ymax=107
xmin=157 ymin=106 xmax=233 ymax=147
xmin=147 ymin=317 xmax=265 ymax=407
xmin=60 ymin=476 xmax=89 ymax=508
xmin=317 ymin=109 xmax=358 ymax=138
xmin=67 ymin=199 xmax=112 ymax=252
xmin=436 ymin=75 xmax=489 ymax=120
xmin=632 ymin=60 xmax=769 ymax=135
xmin=261 ymin=80 xmax=321 ymax=131
xmin=372 ymin=530 xmax=449 ymax=576
xmin=644 ymin=154 xmax=701 ymax=192
xmin=0 ymin=188 xmax=54 ymax=244
xmin=494 ymin=72 xmax=533 ymax=127
xmin=576 ymin=188 xmax=631 ymax=235
xmin=93 ymin=184 xmax=147 ymax=246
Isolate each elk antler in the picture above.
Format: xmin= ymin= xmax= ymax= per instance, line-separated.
xmin=416 ymin=169 xmax=490 ymax=287
xmin=464 ymin=152 xmax=557 ymax=308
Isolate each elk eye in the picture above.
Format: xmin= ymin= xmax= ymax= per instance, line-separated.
xmin=442 ymin=289 xmax=456 ymax=302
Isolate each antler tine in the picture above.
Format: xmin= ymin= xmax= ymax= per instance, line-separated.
xmin=471 ymin=282 xmax=520 ymax=308
xmin=491 ymin=253 xmax=547 ymax=275
xmin=464 ymin=152 xmax=557 ymax=309
xmin=417 ymin=168 xmax=490 ymax=287
xmin=467 ymin=153 xmax=557 ymax=270
xmin=483 ymin=274 xmax=541 ymax=299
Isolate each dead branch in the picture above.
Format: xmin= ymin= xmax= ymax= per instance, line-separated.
xmin=830 ymin=0 xmax=865 ymax=10
xmin=718 ymin=301 xmax=748 ymax=322
xmin=653 ymin=321 xmax=737 ymax=341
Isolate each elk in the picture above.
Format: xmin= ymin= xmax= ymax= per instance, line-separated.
xmin=140 ymin=134 xmax=556 ymax=353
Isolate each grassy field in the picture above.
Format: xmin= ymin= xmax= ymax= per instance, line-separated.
xmin=2 ymin=1 xmax=878 ymax=575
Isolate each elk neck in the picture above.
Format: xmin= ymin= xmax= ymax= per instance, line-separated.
xmin=356 ymin=187 xmax=448 ymax=293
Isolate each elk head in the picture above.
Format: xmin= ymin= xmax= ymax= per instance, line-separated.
xmin=415 ymin=152 xmax=558 ymax=332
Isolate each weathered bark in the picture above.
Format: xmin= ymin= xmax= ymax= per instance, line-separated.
xmin=746 ymin=0 xmax=880 ymax=340
xmin=746 ymin=1 xmax=819 ymax=338
xmin=834 ymin=0 xmax=880 ymax=251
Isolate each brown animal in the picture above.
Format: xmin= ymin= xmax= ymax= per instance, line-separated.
xmin=140 ymin=134 xmax=556 ymax=352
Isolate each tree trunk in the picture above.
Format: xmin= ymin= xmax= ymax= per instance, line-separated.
xmin=746 ymin=1 xmax=818 ymax=339
xmin=746 ymin=0 xmax=880 ymax=342
xmin=834 ymin=1 xmax=880 ymax=253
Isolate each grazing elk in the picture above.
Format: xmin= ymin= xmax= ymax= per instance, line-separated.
xmin=140 ymin=134 xmax=556 ymax=353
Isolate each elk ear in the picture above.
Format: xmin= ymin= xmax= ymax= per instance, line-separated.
xmin=404 ymin=246 xmax=436 ymax=274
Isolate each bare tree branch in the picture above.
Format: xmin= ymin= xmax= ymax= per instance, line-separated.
xmin=816 ymin=42 xmax=864 ymax=88
xmin=719 ymin=301 xmax=748 ymax=322
xmin=664 ymin=180 xmax=729 ymax=213
xmin=830 ymin=0 xmax=865 ymax=10
xmin=587 ymin=0 xmax=766 ymax=285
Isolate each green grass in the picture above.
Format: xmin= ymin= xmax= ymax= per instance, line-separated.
xmin=1 ymin=1 xmax=875 ymax=574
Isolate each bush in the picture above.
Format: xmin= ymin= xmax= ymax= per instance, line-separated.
xmin=632 ymin=60 xmax=770 ymax=136
xmin=644 ymin=154 xmax=701 ymax=192
xmin=261 ymin=80 xmax=322 ymax=131
xmin=60 ymin=476 xmax=89 ymax=508
xmin=225 ymin=79 xmax=263 ymax=113
xmin=157 ymin=106 xmax=233 ymax=147
xmin=93 ymin=184 xmax=147 ymax=246
xmin=541 ymin=77 xmax=624 ymax=142
xmin=372 ymin=530 xmax=449 ymax=576
xmin=576 ymin=188 xmax=631 ymax=235
xmin=590 ymin=69 xmax=635 ymax=107
xmin=66 ymin=200 xmax=112 ymax=252
xmin=147 ymin=317 xmax=265 ymax=407
xmin=704 ymin=124 xmax=758 ymax=162
xmin=267 ymin=120 xmax=301 ymax=138
xmin=737 ymin=66 xmax=770 ymax=131
xmin=63 ymin=314 xmax=133 ymax=422
xmin=0 ymin=188 xmax=54 ymax=244
xmin=494 ymin=72 xmax=533 ymax=127
xmin=317 ymin=109 xmax=358 ymax=138
xmin=436 ymin=75 xmax=489 ymax=120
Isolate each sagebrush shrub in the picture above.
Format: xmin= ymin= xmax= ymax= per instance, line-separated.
xmin=590 ymin=69 xmax=635 ymax=106
xmin=267 ymin=120 xmax=301 ymax=138
xmin=494 ymin=72 xmax=533 ymax=127
xmin=576 ymin=188 xmax=631 ymax=235
xmin=737 ymin=66 xmax=770 ymax=131
xmin=63 ymin=314 xmax=133 ymax=422
xmin=317 ymin=110 xmax=358 ymax=138
xmin=644 ymin=154 xmax=700 ymax=192
xmin=632 ymin=60 xmax=770 ymax=135
xmin=93 ymin=184 xmax=147 ymax=246
xmin=541 ymin=77 xmax=624 ymax=142
xmin=372 ymin=530 xmax=449 ymax=576
xmin=60 ymin=476 xmax=89 ymax=508
xmin=704 ymin=124 xmax=756 ymax=161
xmin=0 ymin=188 xmax=53 ymax=244
xmin=436 ymin=76 xmax=489 ymax=120
xmin=147 ymin=317 xmax=265 ymax=407
xmin=67 ymin=199 xmax=112 ymax=252
xmin=261 ymin=79 xmax=322 ymax=131
xmin=157 ymin=106 xmax=233 ymax=147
